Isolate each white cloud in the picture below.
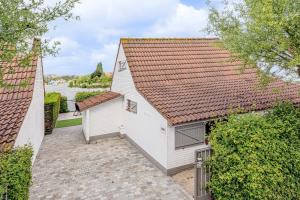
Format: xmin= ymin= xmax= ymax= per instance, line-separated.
xmin=50 ymin=36 xmax=80 ymax=55
xmin=148 ymin=3 xmax=209 ymax=37
xmin=90 ymin=43 xmax=119 ymax=68
xmin=73 ymin=0 xmax=178 ymax=26
xmin=44 ymin=55 xmax=85 ymax=75
xmin=44 ymin=0 xmax=214 ymax=75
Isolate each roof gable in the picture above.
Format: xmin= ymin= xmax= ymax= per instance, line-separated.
xmin=0 ymin=42 xmax=39 ymax=151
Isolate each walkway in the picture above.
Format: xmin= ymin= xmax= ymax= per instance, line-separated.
xmin=30 ymin=126 xmax=191 ymax=200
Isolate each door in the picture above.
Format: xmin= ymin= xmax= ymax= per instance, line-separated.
xmin=195 ymin=147 xmax=212 ymax=200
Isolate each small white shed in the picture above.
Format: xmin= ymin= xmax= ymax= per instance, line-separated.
xmin=77 ymin=92 xmax=123 ymax=143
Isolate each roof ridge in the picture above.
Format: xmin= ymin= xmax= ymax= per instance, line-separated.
xmin=120 ymin=37 xmax=219 ymax=43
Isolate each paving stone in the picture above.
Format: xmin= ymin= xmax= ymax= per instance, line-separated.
xmin=30 ymin=126 xmax=192 ymax=200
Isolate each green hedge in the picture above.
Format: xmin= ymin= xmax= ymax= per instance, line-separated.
xmin=59 ymin=96 xmax=69 ymax=113
xmin=75 ymin=91 xmax=103 ymax=102
xmin=208 ymin=103 xmax=300 ymax=200
xmin=44 ymin=92 xmax=61 ymax=134
xmin=0 ymin=146 xmax=33 ymax=200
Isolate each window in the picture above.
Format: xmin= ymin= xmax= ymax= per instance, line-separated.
xmin=175 ymin=122 xmax=206 ymax=149
xmin=127 ymin=99 xmax=137 ymax=113
xmin=118 ymin=60 xmax=126 ymax=71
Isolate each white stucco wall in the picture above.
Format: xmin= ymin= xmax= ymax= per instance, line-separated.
xmin=14 ymin=57 xmax=45 ymax=163
xmin=111 ymin=44 xmax=168 ymax=169
xmin=166 ymin=125 xmax=209 ymax=169
xmin=88 ymin=97 xmax=123 ymax=138
xmin=87 ymin=43 xmax=208 ymax=170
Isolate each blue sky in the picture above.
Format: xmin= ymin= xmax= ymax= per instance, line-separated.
xmin=44 ymin=0 xmax=215 ymax=75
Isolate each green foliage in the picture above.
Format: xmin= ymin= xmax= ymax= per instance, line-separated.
xmin=68 ymin=74 xmax=112 ymax=88
xmin=0 ymin=0 xmax=79 ymax=87
xmin=56 ymin=118 xmax=82 ymax=128
xmin=45 ymin=92 xmax=61 ymax=120
xmin=0 ymin=146 xmax=33 ymax=200
xmin=75 ymin=91 xmax=103 ymax=102
xmin=99 ymin=75 xmax=112 ymax=85
xmin=207 ymin=0 xmax=300 ymax=79
xmin=68 ymin=81 xmax=74 ymax=87
xmin=44 ymin=92 xmax=61 ymax=133
xmin=208 ymin=103 xmax=300 ymax=200
xmin=59 ymin=95 xmax=68 ymax=113
xmin=44 ymin=75 xmax=77 ymax=84
xmin=91 ymin=62 xmax=103 ymax=79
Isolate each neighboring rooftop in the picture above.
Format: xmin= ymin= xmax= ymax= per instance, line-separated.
xmin=76 ymin=91 xmax=122 ymax=111
xmin=0 ymin=48 xmax=39 ymax=151
xmin=120 ymin=38 xmax=300 ymax=125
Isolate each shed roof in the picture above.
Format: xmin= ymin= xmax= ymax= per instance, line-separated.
xmin=120 ymin=38 xmax=300 ymax=125
xmin=76 ymin=91 xmax=122 ymax=111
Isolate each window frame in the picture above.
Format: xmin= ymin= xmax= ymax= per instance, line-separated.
xmin=175 ymin=122 xmax=206 ymax=150
xmin=118 ymin=60 xmax=127 ymax=72
xmin=126 ymin=99 xmax=137 ymax=114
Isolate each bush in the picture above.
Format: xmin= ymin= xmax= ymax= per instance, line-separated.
xmin=44 ymin=92 xmax=61 ymax=134
xmin=75 ymin=91 xmax=103 ymax=102
xmin=0 ymin=146 xmax=33 ymax=200
xmin=68 ymin=73 xmax=112 ymax=88
xmin=68 ymin=81 xmax=74 ymax=87
xmin=208 ymin=103 xmax=300 ymax=200
xmin=59 ymin=96 xmax=69 ymax=113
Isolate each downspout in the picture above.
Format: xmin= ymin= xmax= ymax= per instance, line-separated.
xmin=86 ymin=109 xmax=90 ymax=143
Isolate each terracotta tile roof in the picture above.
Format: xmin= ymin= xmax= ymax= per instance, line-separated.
xmin=76 ymin=91 xmax=122 ymax=111
xmin=120 ymin=38 xmax=300 ymax=125
xmin=0 ymin=56 xmax=38 ymax=151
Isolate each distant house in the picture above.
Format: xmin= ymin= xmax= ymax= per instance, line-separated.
xmin=0 ymin=39 xmax=44 ymax=163
xmin=48 ymin=79 xmax=66 ymax=86
xmin=76 ymin=38 xmax=300 ymax=175
xmin=105 ymin=72 xmax=113 ymax=78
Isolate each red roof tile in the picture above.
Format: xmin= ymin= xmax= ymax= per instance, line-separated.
xmin=120 ymin=38 xmax=300 ymax=125
xmin=0 ymin=46 xmax=39 ymax=151
xmin=76 ymin=92 xmax=122 ymax=111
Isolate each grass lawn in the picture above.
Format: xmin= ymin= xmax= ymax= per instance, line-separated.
xmin=55 ymin=118 xmax=82 ymax=128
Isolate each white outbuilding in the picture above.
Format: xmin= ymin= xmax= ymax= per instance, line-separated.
xmin=76 ymin=38 xmax=300 ymax=175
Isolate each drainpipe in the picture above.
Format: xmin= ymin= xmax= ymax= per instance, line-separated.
xmin=86 ymin=109 xmax=90 ymax=143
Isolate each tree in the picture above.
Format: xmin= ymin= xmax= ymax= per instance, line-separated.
xmin=0 ymin=0 xmax=79 ymax=87
xmin=207 ymin=0 xmax=300 ymax=80
xmin=91 ymin=62 xmax=103 ymax=79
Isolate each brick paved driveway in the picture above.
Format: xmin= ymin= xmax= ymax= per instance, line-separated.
xmin=30 ymin=126 xmax=191 ymax=200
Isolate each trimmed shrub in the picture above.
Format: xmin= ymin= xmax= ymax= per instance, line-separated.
xmin=75 ymin=91 xmax=103 ymax=102
xmin=44 ymin=92 xmax=61 ymax=134
xmin=208 ymin=103 xmax=300 ymax=200
xmin=68 ymin=81 xmax=74 ymax=87
xmin=0 ymin=146 xmax=33 ymax=200
xmin=59 ymin=96 xmax=69 ymax=113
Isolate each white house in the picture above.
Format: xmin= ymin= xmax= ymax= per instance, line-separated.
xmin=76 ymin=38 xmax=300 ymax=175
xmin=0 ymin=39 xmax=45 ymax=163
